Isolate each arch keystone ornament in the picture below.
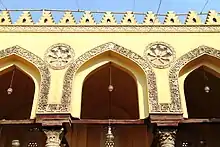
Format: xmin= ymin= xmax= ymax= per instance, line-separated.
xmin=169 ymin=45 xmax=220 ymax=112
xmin=62 ymin=42 xmax=160 ymax=113
xmin=0 ymin=45 xmax=51 ymax=112
xmin=144 ymin=42 xmax=176 ymax=69
xmin=44 ymin=43 xmax=75 ymax=70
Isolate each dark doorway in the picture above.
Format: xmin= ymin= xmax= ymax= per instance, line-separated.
xmin=184 ymin=66 xmax=220 ymax=118
xmin=81 ymin=62 xmax=139 ymax=119
xmin=0 ymin=65 xmax=35 ymax=120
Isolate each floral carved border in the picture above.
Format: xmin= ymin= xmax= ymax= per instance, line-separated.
xmin=169 ymin=45 xmax=220 ymax=112
xmin=0 ymin=25 xmax=220 ymax=33
xmin=0 ymin=45 xmax=51 ymax=112
xmin=59 ymin=42 xmax=160 ymax=113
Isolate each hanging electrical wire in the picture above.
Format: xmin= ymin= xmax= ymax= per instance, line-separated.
xmin=74 ymin=0 xmax=80 ymax=11
xmin=7 ymin=67 xmax=16 ymax=95
xmin=132 ymin=0 xmax=136 ymax=12
xmin=200 ymin=0 xmax=210 ymax=14
xmin=105 ymin=62 xmax=115 ymax=147
xmin=147 ymin=0 xmax=162 ymax=32
xmin=0 ymin=0 xmax=7 ymax=10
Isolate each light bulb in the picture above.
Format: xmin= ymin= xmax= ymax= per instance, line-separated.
xmin=204 ymin=86 xmax=210 ymax=93
xmin=7 ymin=87 xmax=13 ymax=95
xmin=108 ymin=85 xmax=114 ymax=92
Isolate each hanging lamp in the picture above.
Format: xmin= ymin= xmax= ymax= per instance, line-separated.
xmin=7 ymin=66 xmax=16 ymax=95
xmin=105 ymin=62 xmax=115 ymax=147
xmin=203 ymin=67 xmax=210 ymax=93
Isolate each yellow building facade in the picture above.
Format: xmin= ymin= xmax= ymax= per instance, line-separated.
xmin=0 ymin=10 xmax=220 ymax=147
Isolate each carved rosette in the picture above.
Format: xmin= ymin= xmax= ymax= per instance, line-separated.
xmin=44 ymin=128 xmax=64 ymax=147
xmin=45 ymin=43 xmax=74 ymax=70
xmin=158 ymin=129 xmax=177 ymax=147
xmin=144 ymin=42 xmax=175 ymax=69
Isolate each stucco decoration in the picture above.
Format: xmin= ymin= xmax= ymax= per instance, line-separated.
xmin=185 ymin=11 xmax=202 ymax=24
xmin=144 ymin=42 xmax=176 ymax=69
xmin=158 ymin=128 xmax=177 ymax=147
xmin=59 ymin=11 xmax=76 ymax=25
xmin=0 ymin=11 xmax=12 ymax=25
xmin=169 ymin=45 xmax=220 ymax=112
xmin=0 ymin=45 xmax=50 ymax=112
xmin=205 ymin=10 xmax=220 ymax=24
xmin=121 ymin=11 xmax=137 ymax=24
xmin=100 ymin=12 xmax=117 ymax=25
xmin=79 ymin=11 xmax=96 ymax=24
xmin=44 ymin=128 xmax=64 ymax=147
xmin=44 ymin=43 xmax=75 ymax=70
xmin=61 ymin=42 xmax=159 ymax=113
xmin=38 ymin=11 xmax=55 ymax=25
xmin=143 ymin=11 xmax=160 ymax=24
xmin=1 ymin=25 xmax=220 ymax=33
xmin=16 ymin=11 xmax=34 ymax=25
xmin=164 ymin=11 xmax=181 ymax=24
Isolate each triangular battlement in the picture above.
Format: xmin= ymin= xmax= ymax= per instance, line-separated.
xmin=0 ymin=9 xmax=219 ymax=25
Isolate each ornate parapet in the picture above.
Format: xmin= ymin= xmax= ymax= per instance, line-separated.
xmin=0 ymin=9 xmax=219 ymax=25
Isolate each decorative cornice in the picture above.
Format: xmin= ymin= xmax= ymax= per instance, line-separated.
xmin=0 ymin=25 xmax=220 ymax=33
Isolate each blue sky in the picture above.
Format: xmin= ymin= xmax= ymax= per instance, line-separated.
xmin=1 ymin=0 xmax=220 ymax=23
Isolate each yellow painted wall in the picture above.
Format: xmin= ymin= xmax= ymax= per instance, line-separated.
xmin=0 ymin=30 xmax=220 ymax=118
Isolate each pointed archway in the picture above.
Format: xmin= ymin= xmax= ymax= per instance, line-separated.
xmin=0 ymin=45 xmax=50 ymax=113
xmin=169 ymin=45 xmax=220 ymax=115
xmin=63 ymin=43 xmax=156 ymax=147
xmin=64 ymin=42 xmax=158 ymax=118
xmin=0 ymin=65 xmax=35 ymax=119
xmin=81 ymin=62 xmax=139 ymax=119
xmin=184 ymin=66 xmax=220 ymax=118
xmin=0 ymin=46 xmax=49 ymax=146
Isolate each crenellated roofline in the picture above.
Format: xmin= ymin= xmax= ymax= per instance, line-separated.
xmin=0 ymin=9 xmax=220 ymax=25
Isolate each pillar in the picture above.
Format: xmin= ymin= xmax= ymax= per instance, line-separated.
xmin=158 ymin=128 xmax=177 ymax=147
xmin=43 ymin=128 xmax=64 ymax=147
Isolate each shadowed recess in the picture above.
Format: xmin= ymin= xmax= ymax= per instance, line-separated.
xmin=81 ymin=63 xmax=139 ymax=119
xmin=0 ymin=65 xmax=35 ymax=120
xmin=184 ymin=66 xmax=220 ymax=118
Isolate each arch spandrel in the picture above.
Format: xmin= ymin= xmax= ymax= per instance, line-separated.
xmin=0 ymin=45 xmax=50 ymax=114
xmin=169 ymin=45 xmax=220 ymax=114
xmin=63 ymin=42 xmax=159 ymax=116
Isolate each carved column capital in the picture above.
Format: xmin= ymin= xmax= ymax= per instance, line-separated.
xmin=43 ymin=128 xmax=64 ymax=147
xmin=157 ymin=128 xmax=177 ymax=147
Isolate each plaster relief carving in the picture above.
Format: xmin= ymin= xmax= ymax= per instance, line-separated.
xmin=44 ymin=128 xmax=64 ymax=147
xmin=62 ymin=42 xmax=159 ymax=113
xmin=0 ymin=45 xmax=50 ymax=112
xmin=0 ymin=11 xmax=12 ymax=25
xmin=45 ymin=43 xmax=74 ymax=70
xmin=169 ymin=45 xmax=220 ymax=112
xmin=144 ymin=42 xmax=175 ymax=69
xmin=158 ymin=129 xmax=177 ymax=147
